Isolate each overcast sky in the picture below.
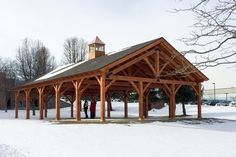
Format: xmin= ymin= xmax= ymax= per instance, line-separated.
xmin=0 ymin=0 xmax=235 ymax=90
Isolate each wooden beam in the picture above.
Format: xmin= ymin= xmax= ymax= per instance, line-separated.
xmin=24 ymin=88 xmax=31 ymax=119
xmin=121 ymin=70 xmax=128 ymax=76
xmin=81 ymin=84 xmax=90 ymax=94
xmin=75 ymin=86 xmax=81 ymax=121
xmin=109 ymin=75 xmax=197 ymax=86
xmin=54 ymin=83 xmax=62 ymax=120
xmin=103 ymin=39 xmax=162 ymax=71
xmin=143 ymin=57 xmax=156 ymax=76
xmin=37 ymin=87 xmax=45 ymax=120
xmin=175 ymin=84 xmax=182 ymax=94
xmin=95 ymin=76 xmax=101 ymax=86
xmin=159 ymin=53 xmax=177 ymax=74
xmin=73 ymin=79 xmax=84 ymax=121
xmin=169 ymin=84 xmax=175 ymax=119
xmin=15 ymin=90 xmax=20 ymax=119
xmin=155 ymin=51 xmax=160 ymax=76
xmin=43 ymin=94 xmax=48 ymax=118
xmin=138 ymin=81 xmax=144 ymax=120
xmin=111 ymin=75 xmax=156 ymax=83
xmin=143 ymin=82 xmax=151 ymax=93
xmin=14 ymin=71 xmax=101 ymax=91
xmin=105 ymin=79 xmax=116 ymax=92
xmin=100 ymin=73 xmax=106 ymax=122
xmin=160 ymin=79 xmax=197 ymax=86
xmin=133 ymin=64 xmax=153 ymax=78
xmin=128 ymin=81 xmax=140 ymax=94
xmin=162 ymin=88 xmax=170 ymax=97
xmin=191 ymin=85 xmax=200 ymax=95
xmin=111 ymin=50 xmax=156 ymax=75
xmin=161 ymin=41 xmax=208 ymax=81
xmin=72 ymin=78 xmax=84 ymax=90
xmin=61 ymin=86 xmax=71 ymax=96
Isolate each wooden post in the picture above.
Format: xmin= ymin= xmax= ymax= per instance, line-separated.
xmin=38 ymin=87 xmax=44 ymax=120
xmin=25 ymin=89 xmax=31 ymax=119
xmin=73 ymin=79 xmax=87 ymax=121
xmin=100 ymin=74 xmax=106 ymax=122
xmin=197 ymin=84 xmax=202 ymax=119
xmin=44 ymin=95 xmax=47 ymax=118
xmin=138 ymin=81 xmax=144 ymax=120
xmin=75 ymin=86 xmax=81 ymax=121
xmin=107 ymin=93 xmax=111 ymax=118
xmin=169 ymin=84 xmax=175 ymax=119
xmin=15 ymin=91 xmax=19 ymax=119
xmin=54 ymin=83 xmax=62 ymax=120
xmin=124 ymin=91 xmax=128 ymax=118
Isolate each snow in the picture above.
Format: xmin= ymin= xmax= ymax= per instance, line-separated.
xmin=35 ymin=59 xmax=87 ymax=81
xmin=107 ymin=46 xmax=131 ymax=56
xmin=1 ymin=103 xmax=236 ymax=157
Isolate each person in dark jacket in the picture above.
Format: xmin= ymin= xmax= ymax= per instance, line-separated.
xmin=83 ymin=100 xmax=89 ymax=118
xmin=90 ymin=99 xmax=96 ymax=119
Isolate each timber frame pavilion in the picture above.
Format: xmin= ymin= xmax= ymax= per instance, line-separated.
xmin=13 ymin=37 xmax=208 ymax=122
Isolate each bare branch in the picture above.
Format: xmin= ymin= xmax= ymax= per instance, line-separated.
xmin=175 ymin=0 xmax=236 ymax=68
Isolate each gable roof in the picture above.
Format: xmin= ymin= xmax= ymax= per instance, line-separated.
xmin=89 ymin=36 xmax=105 ymax=45
xmin=19 ymin=37 xmax=208 ymax=88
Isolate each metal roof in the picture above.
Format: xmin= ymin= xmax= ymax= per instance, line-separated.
xmin=89 ymin=36 xmax=105 ymax=45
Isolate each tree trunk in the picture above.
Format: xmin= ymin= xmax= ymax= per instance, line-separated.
xmin=182 ymin=102 xmax=186 ymax=116
xmin=32 ymin=98 xmax=36 ymax=116
xmin=32 ymin=102 xmax=36 ymax=116
xmin=110 ymin=101 xmax=113 ymax=111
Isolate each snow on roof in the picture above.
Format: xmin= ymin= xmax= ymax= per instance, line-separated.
xmin=107 ymin=46 xmax=131 ymax=56
xmin=35 ymin=60 xmax=87 ymax=81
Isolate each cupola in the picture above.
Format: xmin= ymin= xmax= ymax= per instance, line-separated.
xmin=88 ymin=36 xmax=105 ymax=60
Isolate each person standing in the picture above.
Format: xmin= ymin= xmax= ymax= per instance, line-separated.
xmin=90 ymin=99 xmax=96 ymax=119
xmin=83 ymin=100 xmax=89 ymax=118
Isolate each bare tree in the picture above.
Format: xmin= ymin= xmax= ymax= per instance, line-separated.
xmin=32 ymin=46 xmax=55 ymax=77
xmin=0 ymin=58 xmax=17 ymax=79
xmin=175 ymin=0 xmax=236 ymax=69
xmin=63 ymin=37 xmax=88 ymax=64
xmin=16 ymin=38 xmax=56 ymax=81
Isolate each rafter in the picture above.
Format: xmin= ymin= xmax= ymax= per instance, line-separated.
xmin=133 ymin=64 xmax=152 ymax=78
xmin=159 ymin=53 xmax=177 ymax=74
xmin=128 ymin=81 xmax=140 ymax=94
xmin=108 ymin=75 xmax=197 ymax=86
xmin=155 ymin=51 xmax=160 ymax=76
xmin=105 ymin=79 xmax=116 ymax=92
xmin=143 ymin=82 xmax=151 ymax=93
xmin=95 ymin=76 xmax=101 ymax=86
xmin=175 ymin=84 xmax=182 ymax=94
xmin=143 ymin=57 xmax=156 ymax=77
xmin=111 ymin=50 xmax=155 ymax=76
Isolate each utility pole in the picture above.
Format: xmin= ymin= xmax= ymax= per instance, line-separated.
xmin=213 ymin=83 xmax=216 ymax=102
xmin=225 ymin=93 xmax=228 ymax=101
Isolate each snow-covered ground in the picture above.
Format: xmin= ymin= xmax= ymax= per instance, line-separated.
xmin=0 ymin=102 xmax=236 ymax=157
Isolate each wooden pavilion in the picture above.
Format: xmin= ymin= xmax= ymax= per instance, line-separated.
xmin=13 ymin=36 xmax=208 ymax=122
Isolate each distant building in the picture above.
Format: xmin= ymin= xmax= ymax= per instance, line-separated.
xmin=204 ymin=87 xmax=236 ymax=101
xmin=0 ymin=72 xmax=16 ymax=110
